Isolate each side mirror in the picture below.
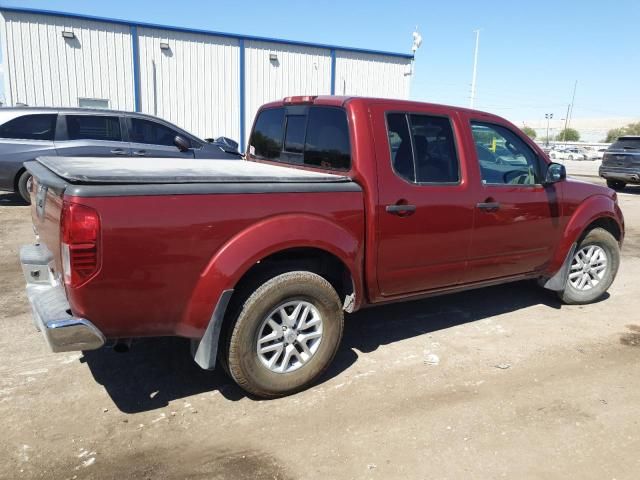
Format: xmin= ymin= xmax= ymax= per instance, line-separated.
xmin=174 ymin=135 xmax=191 ymax=152
xmin=544 ymin=162 xmax=566 ymax=185
xmin=215 ymin=136 xmax=239 ymax=153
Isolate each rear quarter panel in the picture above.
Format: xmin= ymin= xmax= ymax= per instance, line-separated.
xmin=64 ymin=190 xmax=364 ymax=339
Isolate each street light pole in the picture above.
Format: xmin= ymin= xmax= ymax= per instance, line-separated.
xmin=545 ymin=113 xmax=553 ymax=146
xmin=469 ymin=29 xmax=480 ymax=109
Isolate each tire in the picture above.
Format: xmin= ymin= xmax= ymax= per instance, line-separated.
xmin=550 ymin=153 xmax=556 ymax=159
xmin=606 ymin=179 xmax=626 ymax=191
xmin=568 ymin=155 xmax=574 ymax=161
xmin=225 ymin=271 xmax=343 ymax=398
xmin=17 ymin=170 xmax=32 ymax=204
xmin=558 ymin=228 xmax=620 ymax=305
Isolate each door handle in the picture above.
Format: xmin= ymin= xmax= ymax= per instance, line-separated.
xmin=132 ymin=150 xmax=147 ymax=156
xmin=110 ymin=148 xmax=127 ymax=156
xmin=477 ymin=201 xmax=500 ymax=211
xmin=385 ymin=204 xmax=416 ymax=215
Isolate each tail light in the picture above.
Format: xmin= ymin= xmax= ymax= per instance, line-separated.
xmin=60 ymin=202 xmax=100 ymax=287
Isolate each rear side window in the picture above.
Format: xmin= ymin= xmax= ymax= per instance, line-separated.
xmin=0 ymin=114 xmax=56 ymax=141
xmin=386 ymin=113 xmax=459 ymax=183
xmin=66 ymin=115 xmax=121 ymax=142
xmin=130 ymin=118 xmax=183 ymax=147
xmin=249 ymin=106 xmax=351 ymax=170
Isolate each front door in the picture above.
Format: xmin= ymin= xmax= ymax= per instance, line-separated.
xmin=127 ymin=117 xmax=194 ymax=158
xmin=372 ymin=104 xmax=475 ymax=296
xmin=464 ymin=118 xmax=562 ymax=282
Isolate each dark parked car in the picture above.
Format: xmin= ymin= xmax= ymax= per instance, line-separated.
xmin=600 ymin=136 xmax=640 ymax=191
xmin=0 ymin=107 xmax=241 ymax=202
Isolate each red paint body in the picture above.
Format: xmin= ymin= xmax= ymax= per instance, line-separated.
xmin=31 ymin=97 xmax=624 ymax=339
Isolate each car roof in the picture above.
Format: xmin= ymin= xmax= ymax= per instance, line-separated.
xmin=0 ymin=106 xmax=169 ymax=120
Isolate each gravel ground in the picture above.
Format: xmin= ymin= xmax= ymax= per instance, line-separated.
xmin=1 ymin=180 xmax=639 ymax=480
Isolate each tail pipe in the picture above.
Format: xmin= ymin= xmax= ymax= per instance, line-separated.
xmin=113 ymin=338 xmax=132 ymax=353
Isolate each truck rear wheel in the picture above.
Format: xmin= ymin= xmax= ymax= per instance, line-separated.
xmin=558 ymin=228 xmax=620 ymax=305
xmin=225 ymin=271 xmax=343 ymax=398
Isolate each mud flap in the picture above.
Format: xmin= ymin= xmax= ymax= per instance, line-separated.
xmin=191 ymin=289 xmax=234 ymax=370
xmin=543 ymin=243 xmax=577 ymax=292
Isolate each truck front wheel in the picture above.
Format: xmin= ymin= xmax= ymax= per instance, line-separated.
xmin=225 ymin=271 xmax=344 ymax=398
xmin=606 ymin=180 xmax=626 ymax=191
xmin=559 ymin=228 xmax=620 ymax=305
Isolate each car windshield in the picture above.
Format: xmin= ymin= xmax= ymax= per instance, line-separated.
xmin=611 ymin=138 xmax=640 ymax=150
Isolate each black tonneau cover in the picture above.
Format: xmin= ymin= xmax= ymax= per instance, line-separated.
xmin=26 ymin=157 xmax=361 ymax=198
xmin=35 ymin=156 xmax=351 ymax=184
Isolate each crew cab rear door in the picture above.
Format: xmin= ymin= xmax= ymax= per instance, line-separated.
xmin=55 ymin=113 xmax=131 ymax=157
xmin=460 ymin=112 xmax=562 ymax=282
xmin=370 ymin=103 xmax=475 ymax=296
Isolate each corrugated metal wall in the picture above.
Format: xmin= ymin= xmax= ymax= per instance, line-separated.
xmin=0 ymin=9 xmax=413 ymax=147
xmin=244 ymin=40 xmax=332 ymax=138
xmin=137 ymin=28 xmax=240 ymax=141
xmin=335 ymin=50 xmax=410 ymax=99
xmin=1 ymin=11 xmax=135 ymax=110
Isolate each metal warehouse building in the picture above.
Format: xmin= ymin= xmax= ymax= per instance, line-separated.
xmin=0 ymin=7 xmax=413 ymax=149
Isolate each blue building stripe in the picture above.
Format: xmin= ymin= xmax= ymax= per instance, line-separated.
xmin=130 ymin=25 xmax=141 ymax=112
xmin=239 ymin=39 xmax=246 ymax=153
xmin=330 ymin=49 xmax=336 ymax=95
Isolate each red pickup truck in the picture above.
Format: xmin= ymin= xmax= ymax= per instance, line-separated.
xmin=21 ymin=96 xmax=624 ymax=397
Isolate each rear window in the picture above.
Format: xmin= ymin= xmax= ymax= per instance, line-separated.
xmin=610 ymin=137 xmax=640 ymax=150
xmin=66 ymin=115 xmax=122 ymax=142
xmin=249 ymin=106 xmax=351 ymax=170
xmin=0 ymin=114 xmax=56 ymax=141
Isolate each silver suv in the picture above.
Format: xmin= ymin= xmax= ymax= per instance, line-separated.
xmin=0 ymin=108 xmax=241 ymax=202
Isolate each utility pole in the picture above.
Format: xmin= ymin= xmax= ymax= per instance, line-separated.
xmin=469 ymin=29 xmax=480 ymax=109
xmin=567 ymin=80 xmax=578 ymax=132
xmin=561 ymin=104 xmax=571 ymax=143
xmin=545 ymin=113 xmax=553 ymax=146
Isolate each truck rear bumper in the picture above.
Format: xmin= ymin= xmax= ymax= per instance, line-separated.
xmin=20 ymin=243 xmax=105 ymax=352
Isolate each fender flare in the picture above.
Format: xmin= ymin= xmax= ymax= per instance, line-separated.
xmin=182 ymin=213 xmax=363 ymax=335
xmin=545 ymin=194 xmax=621 ymax=278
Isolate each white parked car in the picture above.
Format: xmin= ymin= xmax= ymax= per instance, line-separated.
xmin=549 ymin=148 xmax=587 ymax=161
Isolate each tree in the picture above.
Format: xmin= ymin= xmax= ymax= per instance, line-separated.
xmin=556 ymin=128 xmax=580 ymax=142
xmin=521 ymin=126 xmax=537 ymax=139
xmin=605 ymin=122 xmax=640 ymax=143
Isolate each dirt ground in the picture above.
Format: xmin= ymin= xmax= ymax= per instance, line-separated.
xmin=1 ymin=179 xmax=640 ymax=480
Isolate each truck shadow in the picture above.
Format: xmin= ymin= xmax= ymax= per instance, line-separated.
xmin=82 ymin=281 xmax=566 ymax=413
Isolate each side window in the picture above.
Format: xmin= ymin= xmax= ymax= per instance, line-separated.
xmin=129 ymin=118 xmax=182 ymax=147
xmin=250 ymin=108 xmax=284 ymax=159
xmin=304 ymin=107 xmax=351 ymax=170
xmin=0 ymin=114 xmax=56 ymax=141
xmin=386 ymin=113 xmax=459 ymax=184
xmin=387 ymin=113 xmax=415 ymax=182
xmin=471 ymin=122 xmax=541 ymax=186
xmin=66 ymin=115 xmax=121 ymax=142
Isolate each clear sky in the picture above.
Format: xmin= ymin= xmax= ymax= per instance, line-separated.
xmin=2 ymin=0 xmax=639 ymax=132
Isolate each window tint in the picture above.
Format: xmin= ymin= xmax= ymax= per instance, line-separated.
xmin=386 ymin=113 xmax=459 ymax=183
xmin=129 ymin=118 xmax=182 ymax=147
xmin=284 ymin=115 xmax=306 ymax=153
xmin=250 ymin=108 xmax=284 ymax=159
xmin=304 ymin=107 xmax=350 ymax=170
xmin=611 ymin=137 xmax=640 ymax=150
xmin=249 ymin=106 xmax=351 ymax=170
xmin=0 ymin=114 xmax=56 ymax=141
xmin=66 ymin=115 xmax=121 ymax=141
xmin=387 ymin=113 xmax=415 ymax=182
xmin=471 ymin=122 xmax=541 ymax=186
